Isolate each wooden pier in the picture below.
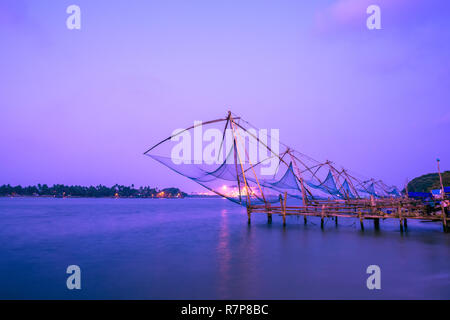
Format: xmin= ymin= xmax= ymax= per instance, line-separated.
xmin=247 ymin=196 xmax=449 ymax=232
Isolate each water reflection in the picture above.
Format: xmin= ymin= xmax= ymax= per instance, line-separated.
xmin=0 ymin=198 xmax=449 ymax=299
xmin=217 ymin=209 xmax=231 ymax=298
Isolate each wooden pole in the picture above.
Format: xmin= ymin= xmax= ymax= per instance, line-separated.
xmin=369 ymin=197 xmax=379 ymax=230
xmin=233 ymin=121 xmax=266 ymax=204
xmin=441 ymin=206 xmax=447 ymax=233
xmin=247 ymin=206 xmax=251 ymax=225
xmin=405 ymin=178 xmax=409 ymax=199
xmin=437 ymin=159 xmax=445 ymax=198
xmin=289 ymin=152 xmax=308 ymax=206
xmin=321 ymin=204 xmax=325 ymax=229
xmin=374 ymin=218 xmax=380 ymax=230
xmin=229 ymin=117 xmax=251 ymax=206
xmin=283 ymin=191 xmax=287 ymax=226
xmin=398 ymin=205 xmax=404 ymax=233
xmin=359 ymin=210 xmax=364 ymax=231
xmin=437 ymin=159 xmax=448 ymax=232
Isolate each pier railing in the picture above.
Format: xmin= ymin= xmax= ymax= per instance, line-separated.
xmin=247 ymin=197 xmax=449 ymax=232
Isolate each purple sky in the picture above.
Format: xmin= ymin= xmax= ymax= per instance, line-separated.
xmin=0 ymin=0 xmax=449 ymax=191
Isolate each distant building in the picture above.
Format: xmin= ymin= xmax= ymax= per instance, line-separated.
xmin=431 ymin=186 xmax=450 ymax=199
xmin=408 ymin=191 xmax=432 ymax=199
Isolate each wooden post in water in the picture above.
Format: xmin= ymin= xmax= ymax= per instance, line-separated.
xmin=405 ymin=178 xmax=409 ymax=198
xmin=266 ymin=202 xmax=272 ymax=224
xmin=374 ymin=218 xmax=380 ymax=230
xmin=437 ymin=159 xmax=448 ymax=232
xmin=247 ymin=206 xmax=251 ymax=225
xmin=358 ymin=210 xmax=364 ymax=231
xmin=304 ymin=215 xmax=307 ymax=224
xmin=398 ymin=205 xmax=404 ymax=233
xmin=335 ymin=216 xmax=338 ymax=226
xmin=321 ymin=204 xmax=325 ymax=229
xmin=282 ymin=192 xmax=287 ymax=227
xmin=441 ymin=205 xmax=448 ymax=233
xmin=371 ymin=198 xmax=380 ymax=230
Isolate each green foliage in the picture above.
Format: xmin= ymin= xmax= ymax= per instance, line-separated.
xmin=407 ymin=171 xmax=450 ymax=192
xmin=430 ymin=171 xmax=450 ymax=190
xmin=0 ymin=184 xmax=187 ymax=198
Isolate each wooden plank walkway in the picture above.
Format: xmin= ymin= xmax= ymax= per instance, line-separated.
xmin=247 ymin=197 xmax=449 ymax=232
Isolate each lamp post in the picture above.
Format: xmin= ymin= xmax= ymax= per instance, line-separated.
xmin=437 ymin=158 xmax=445 ymax=199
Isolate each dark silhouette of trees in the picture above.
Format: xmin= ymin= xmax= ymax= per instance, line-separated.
xmin=407 ymin=171 xmax=450 ymax=192
xmin=0 ymin=184 xmax=187 ymax=198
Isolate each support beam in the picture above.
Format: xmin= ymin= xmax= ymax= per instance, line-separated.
xmin=279 ymin=193 xmax=286 ymax=227
xmin=321 ymin=205 xmax=325 ymax=229
xmin=359 ymin=210 xmax=364 ymax=231
xmin=398 ymin=205 xmax=403 ymax=233
xmin=374 ymin=218 xmax=380 ymax=230
xmin=441 ymin=206 xmax=448 ymax=233
xmin=437 ymin=158 xmax=448 ymax=233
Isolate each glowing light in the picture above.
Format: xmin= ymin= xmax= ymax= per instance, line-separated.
xmin=157 ymin=191 xmax=165 ymax=198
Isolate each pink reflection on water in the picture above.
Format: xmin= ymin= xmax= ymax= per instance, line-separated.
xmin=217 ymin=209 xmax=232 ymax=298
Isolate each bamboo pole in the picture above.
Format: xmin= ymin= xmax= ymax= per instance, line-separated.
xmin=289 ymin=151 xmax=308 ymax=206
xmin=267 ymin=202 xmax=272 ymax=224
xmin=232 ymin=118 xmax=266 ymax=204
xmin=229 ymin=116 xmax=251 ymax=206
xmin=358 ymin=209 xmax=364 ymax=231
xmin=370 ymin=197 xmax=380 ymax=230
xmin=405 ymin=178 xmax=409 ymax=199
xmin=437 ymin=159 xmax=448 ymax=232
xmin=374 ymin=218 xmax=380 ymax=230
xmin=321 ymin=204 xmax=325 ymax=229
xmin=342 ymin=169 xmax=361 ymax=199
xmin=398 ymin=205 xmax=404 ymax=233
xmin=143 ymin=117 xmax=228 ymax=154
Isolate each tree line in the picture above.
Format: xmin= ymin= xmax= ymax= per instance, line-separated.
xmin=407 ymin=171 xmax=450 ymax=193
xmin=0 ymin=184 xmax=187 ymax=198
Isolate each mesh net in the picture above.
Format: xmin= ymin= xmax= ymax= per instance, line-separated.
xmin=144 ymin=113 xmax=401 ymax=206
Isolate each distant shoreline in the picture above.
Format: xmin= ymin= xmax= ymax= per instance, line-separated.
xmin=0 ymin=194 xmax=222 ymax=199
xmin=0 ymin=184 xmax=193 ymax=199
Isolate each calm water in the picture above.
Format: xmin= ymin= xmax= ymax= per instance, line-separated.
xmin=0 ymin=197 xmax=449 ymax=299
